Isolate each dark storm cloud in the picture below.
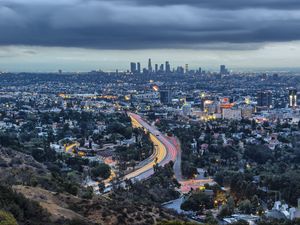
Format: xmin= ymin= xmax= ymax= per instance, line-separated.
xmin=0 ymin=0 xmax=300 ymax=49
xmin=134 ymin=0 xmax=300 ymax=10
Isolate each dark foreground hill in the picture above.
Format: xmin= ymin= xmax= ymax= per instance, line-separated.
xmin=0 ymin=147 xmax=183 ymax=225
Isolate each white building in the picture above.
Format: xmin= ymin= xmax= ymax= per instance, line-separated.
xmin=222 ymin=108 xmax=242 ymax=120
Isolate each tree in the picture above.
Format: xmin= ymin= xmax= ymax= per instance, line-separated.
xmin=91 ymin=163 xmax=111 ymax=180
xmin=227 ymin=196 xmax=235 ymax=212
xmin=238 ymin=199 xmax=252 ymax=214
xmin=0 ymin=185 xmax=51 ymax=225
xmin=218 ymin=204 xmax=232 ymax=219
xmin=182 ymin=161 xmax=197 ymax=179
xmin=231 ymin=221 xmax=249 ymax=225
xmin=218 ymin=196 xmax=235 ymax=219
xmin=67 ymin=219 xmax=90 ymax=225
xmin=0 ymin=211 xmax=18 ymax=225
xmin=181 ymin=191 xmax=213 ymax=212
xmin=205 ymin=211 xmax=218 ymax=225
xmin=251 ymin=120 xmax=256 ymax=130
xmin=157 ymin=221 xmax=198 ymax=225
xmin=81 ymin=186 xmax=93 ymax=199
xmin=130 ymin=160 xmax=136 ymax=170
xmin=244 ymin=145 xmax=274 ymax=164
xmin=251 ymin=195 xmax=260 ymax=212
xmin=98 ymin=182 xmax=105 ymax=193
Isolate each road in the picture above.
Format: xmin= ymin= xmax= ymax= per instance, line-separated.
xmin=167 ymin=136 xmax=183 ymax=181
xmin=167 ymin=136 xmax=214 ymax=193
xmin=124 ymin=112 xmax=177 ymax=181
xmin=65 ymin=143 xmax=79 ymax=153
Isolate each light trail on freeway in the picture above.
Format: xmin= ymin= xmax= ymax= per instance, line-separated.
xmin=65 ymin=143 xmax=78 ymax=153
xmin=124 ymin=112 xmax=177 ymax=181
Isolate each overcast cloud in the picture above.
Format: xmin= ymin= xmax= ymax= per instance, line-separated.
xmin=1 ymin=0 xmax=300 ymax=72
xmin=1 ymin=0 xmax=300 ymax=49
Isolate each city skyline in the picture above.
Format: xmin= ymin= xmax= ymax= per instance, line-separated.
xmin=3 ymin=45 xmax=300 ymax=73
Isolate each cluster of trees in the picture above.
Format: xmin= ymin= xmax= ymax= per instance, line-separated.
xmin=90 ymin=162 xmax=111 ymax=180
xmin=0 ymin=132 xmax=21 ymax=151
xmin=214 ymin=156 xmax=300 ymax=206
xmin=107 ymin=122 xmax=133 ymax=140
xmin=0 ymin=180 xmax=95 ymax=224
xmin=116 ymin=128 xmax=153 ymax=170
xmin=158 ymin=221 xmax=198 ymax=225
xmin=218 ymin=195 xmax=262 ymax=218
xmin=115 ymin=163 xmax=180 ymax=204
xmin=173 ymin=120 xmax=251 ymax=179
xmin=0 ymin=185 xmax=52 ymax=225
xmin=169 ymin=115 xmax=300 ymax=211
xmin=212 ymin=219 xmax=300 ymax=225
xmin=0 ymin=111 xmax=123 ymax=203
xmin=173 ymin=124 xmax=202 ymax=178
xmin=217 ymin=196 xmax=235 ymax=219
xmin=244 ymin=145 xmax=274 ymax=164
xmin=257 ymin=219 xmax=300 ymax=225
xmin=262 ymin=170 xmax=300 ymax=205
xmin=0 ymin=210 xmax=18 ymax=225
xmin=211 ymin=171 xmax=266 ymax=218
xmin=31 ymin=143 xmax=57 ymax=163
xmin=181 ymin=191 xmax=213 ymax=212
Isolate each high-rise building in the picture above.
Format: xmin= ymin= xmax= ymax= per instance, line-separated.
xmin=198 ymin=67 xmax=202 ymax=74
xmin=176 ymin=66 xmax=184 ymax=74
xmin=257 ymin=91 xmax=272 ymax=108
xmin=220 ymin=65 xmax=227 ymax=75
xmin=130 ymin=62 xmax=137 ymax=73
xmin=185 ymin=64 xmax=189 ymax=74
xmin=155 ymin=64 xmax=158 ymax=73
xmin=159 ymin=64 xmax=164 ymax=72
xmin=160 ymin=90 xmax=172 ymax=104
xmin=289 ymin=88 xmax=297 ymax=108
xmin=148 ymin=58 xmax=152 ymax=73
xmin=165 ymin=61 xmax=171 ymax=73
xmin=262 ymin=73 xmax=267 ymax=79
xmin=137 ymin=62 xmax=141 ymax=74
xmin=273 ymin=73 xmax=279 ymax=79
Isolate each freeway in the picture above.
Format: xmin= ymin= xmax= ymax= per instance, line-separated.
xmin=124 ymin=112 xmax=177 ymax=181
xmin=65 ymin=143 xmax=79 ymax=153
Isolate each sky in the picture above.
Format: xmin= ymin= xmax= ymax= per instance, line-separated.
xmin=1 ymin=0 xmax=300 ymax=72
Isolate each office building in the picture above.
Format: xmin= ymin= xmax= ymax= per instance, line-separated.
xmin=165 ymin=61 xmax=171 ymax=73
xmin=137 ymin=62 xmax=141 ymax=74
xmin=155 ymin=64 xmax=158 ymax=73
xmin=222 ymin=108 xmax=242 ymax=120
xmin=182 ymin=103 xmax=192 ymax=116
xmin=160 ymin=90 xmax=172 ymax=104
xmin=159 ymin=64 xmax=164 ymax=72
xmin=220 ymin=65 xmax=227 ymax=75
xmin=148 ymin=58 xmax=152 ymax=73
xmin=198 ymin=67 xmax=202 ymax=74
xmin=289 ymin=88 xmax=297 ymax=108
xmin=130 ymin=62 xmax=137 ymax=73
xmin=185 ymin=64 xmax=189 ymax=74
xmin=176 ymin=66 xmax=184 ymax=74
xmin=257 ymin=91 xmax=272 ymax=108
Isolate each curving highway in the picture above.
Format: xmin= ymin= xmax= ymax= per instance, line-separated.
xmin=65 ymin=143 xmax=79 ymax=153
xmin=124 ymin=112 xmax=177 ymax=181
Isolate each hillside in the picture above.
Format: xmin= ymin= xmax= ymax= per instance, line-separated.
xmin=0 ymin=147 xmax=182 ymax=225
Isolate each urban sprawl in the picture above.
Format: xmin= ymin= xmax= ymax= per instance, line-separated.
xmin=1 ymin=61 xmax=300 ymax=225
